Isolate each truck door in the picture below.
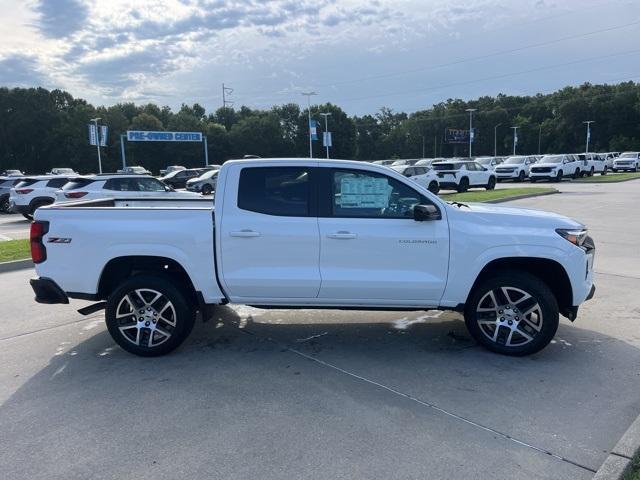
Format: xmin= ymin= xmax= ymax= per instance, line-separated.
xmin=219 ymin=165 xmax=321 ymax=299
xmin=316 ymin=167 xmax=449 ymax=304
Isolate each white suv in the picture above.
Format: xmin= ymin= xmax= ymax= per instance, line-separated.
xmin=56 ymin=174 xmax=202 ymax=203
xmin=529 ymin=154 xmax=582 ymax=182
xmin=10 ymin=176 xmax=80 ymax=219
xmin=391 ymin=165 xmax=440 ymax=194
xmin=494 ymin=156 xmax=536 ymax=182
xmin=431 ymin=161 xmax=496 ymax=192
xmin=612 ymin=152 xmax=640 ymax=172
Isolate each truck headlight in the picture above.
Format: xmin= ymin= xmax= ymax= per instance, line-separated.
xmin=556 ymin=228 xmax=588 ymax=247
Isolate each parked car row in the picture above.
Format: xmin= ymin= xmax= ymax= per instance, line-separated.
xmin=372 ymin=151 xmax=638 ymax=191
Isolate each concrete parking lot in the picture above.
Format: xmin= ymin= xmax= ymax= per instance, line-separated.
xmin=0 ymin=214 xmax=30 ymax=240
xmin=0 ymin=180 xmax=639 ymax=479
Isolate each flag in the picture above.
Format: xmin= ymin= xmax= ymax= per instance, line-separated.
xmin=99 ymin=125 xmax=108 ymax=146
xmin=88 ymin=124 xmax=98 ymax=146
xmin=323 ymin=132 xmax=332 ymax=147
xmin=309 ymin=119 xmax=318 ymax=141
xmin=469 ymin=128 xmax=475 ymax=143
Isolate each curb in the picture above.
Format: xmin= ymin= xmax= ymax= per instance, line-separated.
xmin=574 ymin=176 xmax=640 ymax=184
xmin=594 ymin=414 xmax=640 ymax=479
xmin=486 ymin=190 xmax=560 ymax=204
xmin=0 ymin=259 xmax=33 ymax=274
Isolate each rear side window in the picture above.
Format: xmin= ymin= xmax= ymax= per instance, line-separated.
xmin=62 ymin=179 xmax=94 ymax=190
xmin=46 ymin=178 xmax=71 ymax=188
xmin=14 ymin=179 xmax=39 ymax=188
xmin=104 ymin=178 xmax=132 ymax=191
xmin=238 ymin=167 xmax=310 ymax=216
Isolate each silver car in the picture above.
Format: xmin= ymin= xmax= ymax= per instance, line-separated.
xmin=185 ymin=168 xmax=220 ymax=195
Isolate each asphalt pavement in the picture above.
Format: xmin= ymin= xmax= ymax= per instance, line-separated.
xmin=0 ymin=179 xmax=639 ymax=479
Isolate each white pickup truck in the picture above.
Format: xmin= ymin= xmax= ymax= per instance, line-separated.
xmin=29 ymin=159 xmax=595 ymax=357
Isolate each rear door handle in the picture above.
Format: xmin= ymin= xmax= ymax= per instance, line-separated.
xmin=327 ymin=231 xmax=357 ymax=239
xmin=230 ymin=230 xmax=261 ymax=238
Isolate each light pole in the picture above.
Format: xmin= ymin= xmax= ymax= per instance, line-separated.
xmin=511 ymin=126 xmax=519 ymax=155
xmin=90 ymin=117 xmax=103 ymax=173
xmin=301 ymin=92 xmax=317 ymax=158
xmin=583 ymin=120 xmax=595 ymax=153
xmin=465 ymin=108 xmax=477 ymax=158
xmin=320 ymin=112 xmax=332 ymax=159
xmin=538 ymin=124 xmax=542 ymax=155
xmin=493 ymin=123 xmax=502 ymax=157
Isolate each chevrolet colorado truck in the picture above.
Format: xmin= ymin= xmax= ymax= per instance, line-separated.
xmin=29 ymin=158 xmax=595 ymax=357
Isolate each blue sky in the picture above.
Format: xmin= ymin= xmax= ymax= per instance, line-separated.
xmin=0 ymin=0 xmax=639 ymax=115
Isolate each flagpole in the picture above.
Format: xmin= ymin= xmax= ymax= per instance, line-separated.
xmin=301 ymin=92 xmax=317 ymax=158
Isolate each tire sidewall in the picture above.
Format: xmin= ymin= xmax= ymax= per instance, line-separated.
xmin=202 ymin=184 xmax=212 ymax=195
xmin=105 ymin=274 xmax=195 ymax=356
xmin=464 ymin=271 xmax=559 ymax=356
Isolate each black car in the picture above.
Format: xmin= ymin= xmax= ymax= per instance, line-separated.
xmin=159 ymin=169 xmax=204 ymax=189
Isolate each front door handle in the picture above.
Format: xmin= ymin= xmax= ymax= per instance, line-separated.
xmin=327 ymin=231 xmax=357 ymax=239
xmin=230 ymin=230 xmax=261 ymax=238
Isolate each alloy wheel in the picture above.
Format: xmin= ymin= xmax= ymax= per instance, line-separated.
xmin=475 ymin=286 xmax=543 ymax=347
xmin=115 ymin=289 xmax=177 ymax=347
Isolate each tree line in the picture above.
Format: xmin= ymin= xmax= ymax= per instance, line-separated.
xmin=1 ymin=81 xmax=639 ymax=174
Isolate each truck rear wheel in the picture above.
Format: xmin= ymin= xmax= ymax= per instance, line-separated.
xmin=464 ymin=270 xmax=559 ymax=356
xmin=105 ymin=275 xmax=195 ymax=356
xmin=457 ymin=177 xmax=469 ymax=193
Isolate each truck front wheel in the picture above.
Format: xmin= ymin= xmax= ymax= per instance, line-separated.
xmin=464 ymin=271 xmax=559 ymax=356
xmin=105 ymin=275 xmax=195 ymax=356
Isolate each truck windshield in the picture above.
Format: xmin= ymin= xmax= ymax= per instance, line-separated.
xmin=504 ymin=157 xmax=526 ymax=164
xmin=619 ymin=153 xmax=637 ymax=159
xmin=541 ymin=155 xmax=563 ymax=164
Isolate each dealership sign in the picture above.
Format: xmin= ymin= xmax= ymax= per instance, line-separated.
xmin=126 ymin=131 xmax=203 ymax=142
xmin=445 ymin=128 xmax=475 ymax=144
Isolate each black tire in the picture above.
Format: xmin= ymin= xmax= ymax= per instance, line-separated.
xmin=612 ymin=168 xmax=618 ymax=173
xmin=428 ymin=181 xmax=439 ymax=195
xmin=105 ymin=274 xmax=196 ymax=357
xmin=486 ymin=176 xmax=496 ymax=190
xmin=530 ymin=177 xmax=537 ymax=183
xmin=602 ymin=167 xmax=607 ymax=176
xmin=554 ymin=170 xmax=563 ymax=182
xmin=573 ymin=169 xmax=581 ymax=179
xmin=201 ymin=184 xmax=212 ymax=196
xmin=589 ymin=167 xmax=594 ymax=177
xmin=464 ymin=270 xmax=559 ymax=356
xmin=516 ymin=171 xmax=525 ymax=182
xmin=457 ymin=177 xmax=469 ymax=193
xmin=0 ymin=195 xmax=10 ymax=213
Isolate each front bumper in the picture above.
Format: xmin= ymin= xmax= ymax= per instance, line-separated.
xmin=30 ymin=277 xmax=69 ymax=304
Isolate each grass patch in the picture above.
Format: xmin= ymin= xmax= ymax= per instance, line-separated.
xmin=575 ymin=172 xmax=640 ymax=183
xmin=0 ymin=239 xmax=30 ymax=263
xmin=440 ymin=187 xmax=556 ymax=203
xmin=625 ymin=451 xmax=640 ymax=480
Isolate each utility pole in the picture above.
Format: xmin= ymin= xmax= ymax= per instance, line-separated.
xmin=320 ymin=112 xmax=331 ymax=159
xmin=511 ymin=126 xmax=519 ymax=155
xmin=422 ymin=135 xmax=426 ymax=158
xmin=90 ymin=117 xmax=102 ymax=173
xmin=222 ymin=83 xmax=234 ymax=129
xmin=493 ymin=123 xmax=502 ymax=157
xmin=465 ymin=108 xmax=477 ymax=158
xmin=301 ymin=92 xmax=317 ymax=158
xmin=538 ymin=125 xmax=543 ymax=155
xmin=583 ymin=120 xmax=595 ymax=153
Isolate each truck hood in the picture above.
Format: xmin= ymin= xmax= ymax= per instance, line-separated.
xmin=456 ymin=202 xmax=583 ymax=229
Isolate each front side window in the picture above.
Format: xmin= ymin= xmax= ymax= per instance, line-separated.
xmin=238 ymin=167 xmax=309 ymax=216
xmin=136 ymin=178 xmax=167 ymax=192
xmin=331 ymin=169 xmax=425 ymax=219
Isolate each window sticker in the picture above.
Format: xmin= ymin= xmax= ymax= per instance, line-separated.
xmin=338 ymin=177 xmax=392 ymax=208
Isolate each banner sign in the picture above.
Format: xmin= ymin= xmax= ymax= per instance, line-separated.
xmin=445 ymin=128 xmax=473 ymax=144
xmin=127 ymin=131 xmax=203 ymax=142
xmin=309 ymin=120 xmax=318 ymax=141
xmin=323 ymin=131 xmax=332 ymax=147
xmin=88 ymin=124 xmax=108 ymax=146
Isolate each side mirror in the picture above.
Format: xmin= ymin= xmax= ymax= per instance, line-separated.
xmin=413 ymin=204 xmax=441 ymax=221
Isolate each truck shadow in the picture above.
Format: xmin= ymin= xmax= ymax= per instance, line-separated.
xmin=1 ymin=305 xmax=639 ymax=478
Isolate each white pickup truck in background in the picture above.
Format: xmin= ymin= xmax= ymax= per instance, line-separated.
xmin=29 ymin=158 xmax=595 ymax=357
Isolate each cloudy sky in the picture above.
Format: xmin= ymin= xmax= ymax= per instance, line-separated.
xmin=0 ymin=0 xmax=639 ymax=115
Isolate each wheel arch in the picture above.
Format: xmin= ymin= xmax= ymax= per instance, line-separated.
xmin=98 ymin=255 xmax=199 ymax=306
xmin=466 ymin=257 xmax=574 ymax=320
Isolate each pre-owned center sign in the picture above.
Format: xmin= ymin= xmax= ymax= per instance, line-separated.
xmin=126 ymin=131 xmax=203 ymax=142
